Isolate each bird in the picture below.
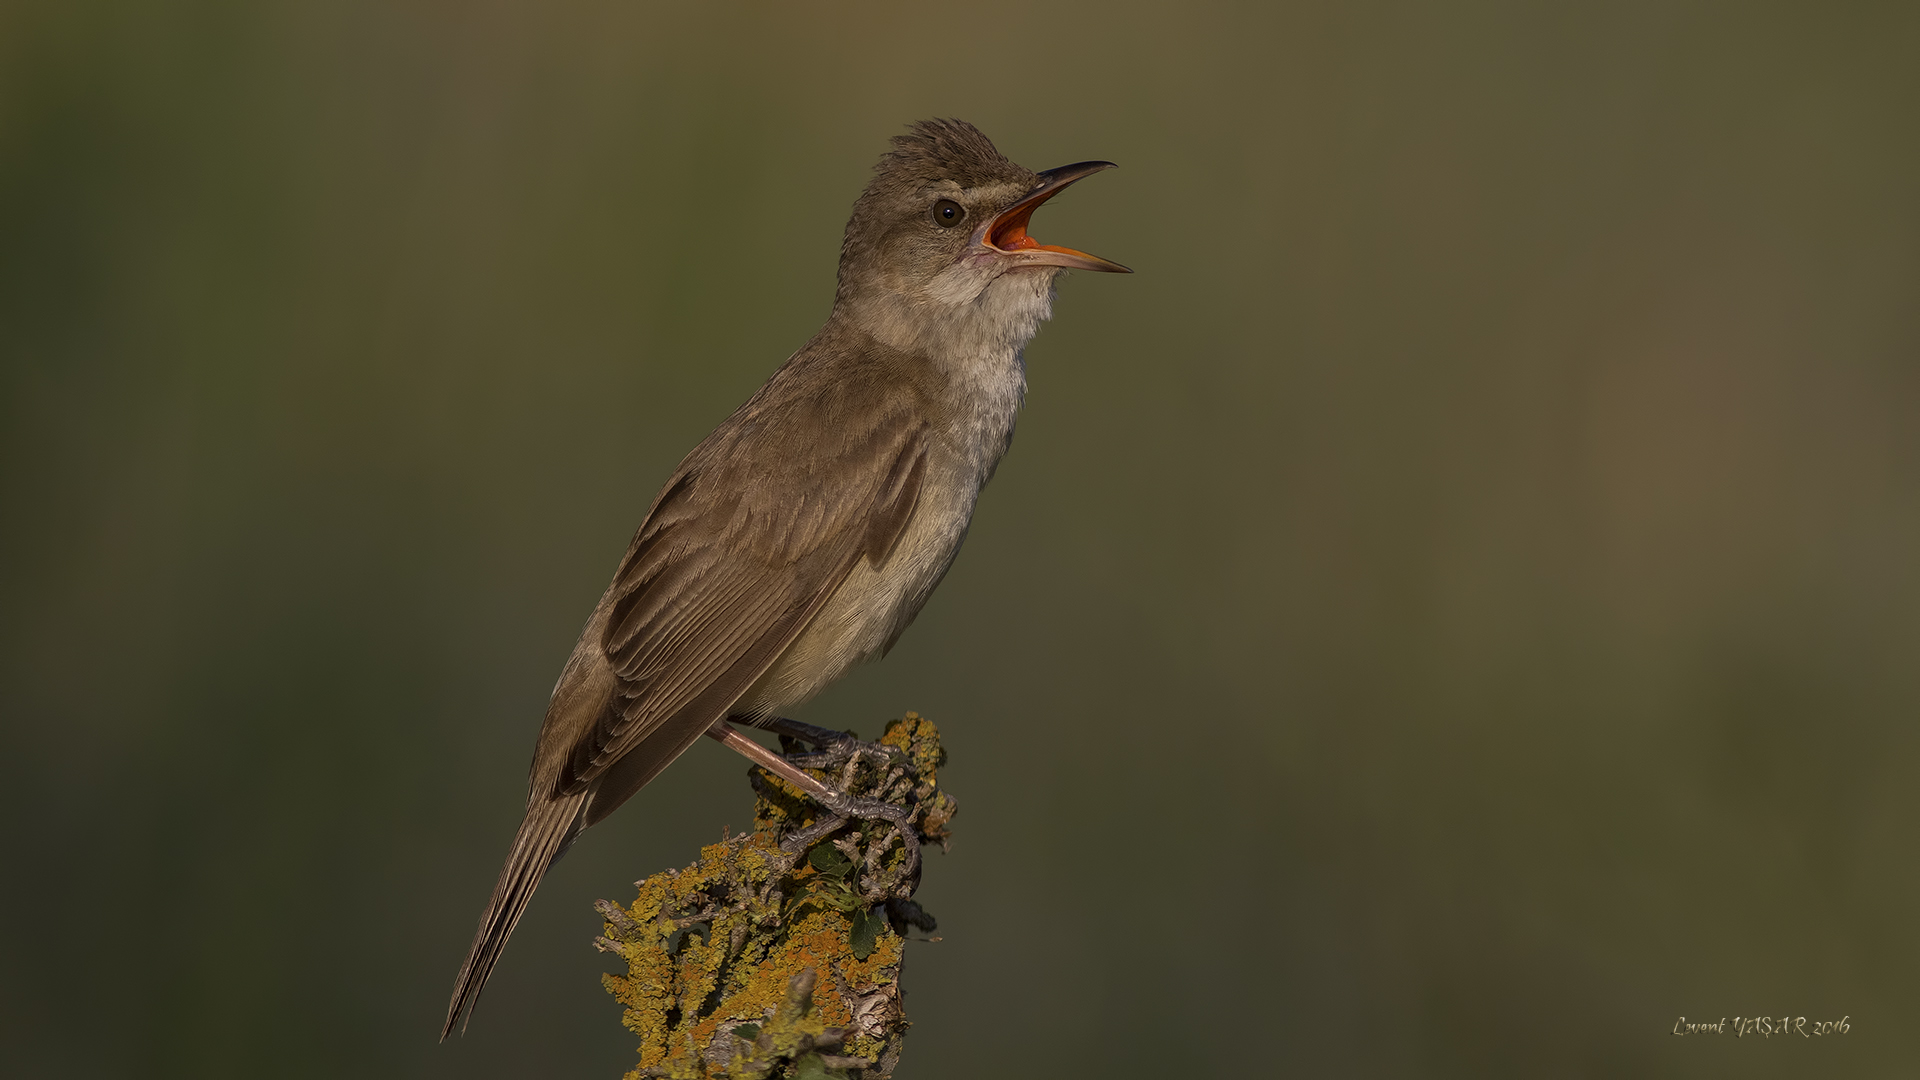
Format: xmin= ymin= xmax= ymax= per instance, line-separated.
xmin=442 ymin=118 xmax=1128 ymax=1038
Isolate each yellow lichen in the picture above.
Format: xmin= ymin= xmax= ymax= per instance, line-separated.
xmin=597 ymin=716 xmax=952 ymax=1080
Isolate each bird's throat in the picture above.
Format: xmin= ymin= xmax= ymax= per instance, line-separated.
xmin=840 ymin=269 xmax=1059 ymax=376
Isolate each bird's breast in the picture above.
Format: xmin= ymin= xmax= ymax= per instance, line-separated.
xmin=739 ymin=346 xmax=1026 ymax=716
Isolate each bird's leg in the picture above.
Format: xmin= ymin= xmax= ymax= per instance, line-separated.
xmin=703 ymin=721 xmax=842 ymax=804
xmin=703 ymin=719 xmax=921 ymax=891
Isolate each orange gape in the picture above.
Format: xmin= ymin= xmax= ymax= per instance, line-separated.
xmin=989 ymin=192 xmax=1102 ymax=259
xmin=990 ymin=209 xmax=1044 ymax=250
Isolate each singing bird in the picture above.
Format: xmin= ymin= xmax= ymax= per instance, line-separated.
xmin=443 ymin=118 xmax=1128 ymax=1036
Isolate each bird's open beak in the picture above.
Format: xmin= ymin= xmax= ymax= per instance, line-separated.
xmin=980 ymin=161 xmax=1132 ymax=273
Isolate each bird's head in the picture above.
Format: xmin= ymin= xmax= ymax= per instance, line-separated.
xmin=834 ymin=119 xmax=1129 ymax=357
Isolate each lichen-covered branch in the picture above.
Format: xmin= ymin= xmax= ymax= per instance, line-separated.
xmin=595 ymin=714 xmax=956 ymax=1080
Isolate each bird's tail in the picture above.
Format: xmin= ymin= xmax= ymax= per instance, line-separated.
xmin=441 ymin=790 xmax=589 ymax=1039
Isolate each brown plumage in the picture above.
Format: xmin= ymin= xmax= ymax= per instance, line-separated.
xmin=442 ymin=119 xmax=1127 ymax=1038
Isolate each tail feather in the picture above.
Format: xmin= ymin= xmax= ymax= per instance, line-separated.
xmin=441 ymin=791 xmax=589 ymax=1039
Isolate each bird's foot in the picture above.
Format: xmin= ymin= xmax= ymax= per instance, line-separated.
xmin=766 ymin=717 xmax=912 ymax=774
xmin=704 ymin=718 xmax=923 ymax=895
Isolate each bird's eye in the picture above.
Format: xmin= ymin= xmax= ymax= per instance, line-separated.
xmin=931 ymin=199 xmax=965 ymax=228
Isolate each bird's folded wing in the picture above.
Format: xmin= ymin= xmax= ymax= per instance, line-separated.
xmin=555 ymin=405 xmax=930 ymax=799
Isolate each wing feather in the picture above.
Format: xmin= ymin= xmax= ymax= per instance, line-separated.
xmin=554 ymin=392 xmax=932 ymax=801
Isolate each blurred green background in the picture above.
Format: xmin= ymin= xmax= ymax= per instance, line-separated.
xmin=3 ymin=2 xmax=1916 ymax=1076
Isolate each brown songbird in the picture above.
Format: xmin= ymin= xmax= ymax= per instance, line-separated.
xmin=443 ymin=118 xmax=1128 ymax=1037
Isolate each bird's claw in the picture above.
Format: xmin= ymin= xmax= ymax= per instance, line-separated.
xmin=758 ymin=718 xmax=924 ymax=894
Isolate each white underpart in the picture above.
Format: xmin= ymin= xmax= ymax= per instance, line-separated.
xmin=738 ymin=267 xmax=1061 ymax=716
